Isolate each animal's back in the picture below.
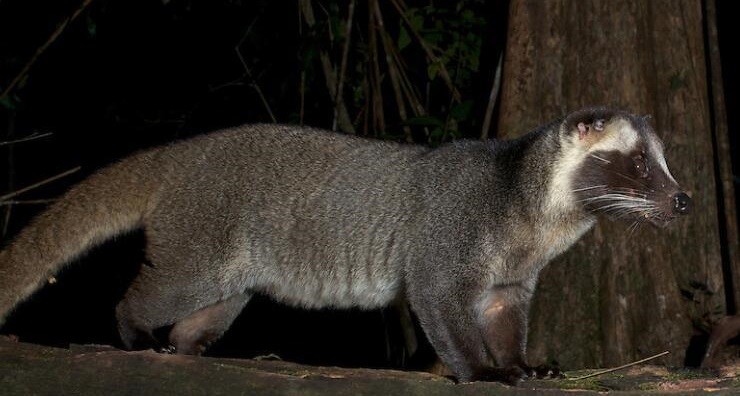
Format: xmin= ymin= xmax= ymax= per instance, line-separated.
xmin=143 ymin=124 xmax=428 ymax=309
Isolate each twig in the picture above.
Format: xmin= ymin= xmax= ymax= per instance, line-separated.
xmin=232 ymin=18 xmax=277 ymax=123
xmin=0 ymin=167 xmax=81 ymax=202
xmin=389 ymin=0 xmax=461 ymax=103
xmin=368 ymin=0 xmax=385 ymax=135
xmin=332 ymin=0 xmax=355 ymax=132
xmin=0 ymin=199 xmax=56 ymax=206
xmin=481 ymin=53 xmax=503 ymax=139
xmin=361 ymin=74 xmax=370 ymax=135
xmin=373 ymin=1 xmax=412 ymax=142
xmin=299 ymin=70 xmax=306 ymax=127
xmin=299 ymin=0 xmax=356 ymax=134
xmin=0 ymin=132 xmax=53 ymax=146
xmin=298 ymin=3 xmax=306 ymax=127
xmin=568 ymin=351 xmax=670 ymax=381
xmin=390 ymin=44 xmax=424 ymax=117
xmin=0 ymin=0 xmax=96 ymax=100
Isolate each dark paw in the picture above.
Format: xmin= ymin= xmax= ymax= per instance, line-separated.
xmin=156 ymin=345 xmax=176 ymax=354
xmin=522 ymin=364 xmax=563 ymax=379
xmin=471 ymin=365 xmax=528 ymax=385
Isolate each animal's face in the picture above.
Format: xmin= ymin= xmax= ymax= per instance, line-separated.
xmin=566 ymin=108 xmax=691 ymax=228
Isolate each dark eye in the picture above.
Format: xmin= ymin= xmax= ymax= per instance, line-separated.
xmin=633 ymin=155 xmax=649 ymax=178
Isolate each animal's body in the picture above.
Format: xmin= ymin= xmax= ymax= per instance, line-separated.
xmin=0 ymin=107 xmax=690 ymax=382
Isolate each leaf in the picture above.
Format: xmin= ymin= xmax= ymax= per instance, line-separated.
xmin=461 ymin=9 xmax=474 ymax=23
xmin=0 ymin=95 xmax=18 ymax=110
xmin=398 ymin=26 xmax=411 ymax=51
xmin=430 ymin=126 xmax=444 ymax=138
xmin=450 ymin=100 xmax=473 ymax=121
xmin=409 ymin=14 xmax=424 ymax=32
xmin=423 ymin=31 xmax=443 ymax=47
xmin=427 ymin=62 xmax=440 ymax=80
xmin=86 ymin=14 xmax=96 ymax=38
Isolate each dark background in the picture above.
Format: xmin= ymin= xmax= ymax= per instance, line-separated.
xmin=0 ymin=0 xmax=737 ymax=371
xmin=0 ymin=0 xmax=511 ymax=370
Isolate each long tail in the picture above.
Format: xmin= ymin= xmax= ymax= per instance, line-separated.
xmin=0 ymin=151 xmax=162 ymax=326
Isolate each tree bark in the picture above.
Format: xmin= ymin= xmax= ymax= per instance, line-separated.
xmin=705 ymin=0 xmax=740 ymax=314
xmin=498 ymin=0 xmax=725 ymax=368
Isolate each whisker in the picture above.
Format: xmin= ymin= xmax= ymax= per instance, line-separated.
xmin=608 ymin=187 xmax=648 ymax=199
xmin=627 ymin=218 xmax=644 ymax=237
xmin=579 ymin=193 xmax=652 ymax=204
xmin=596 ymin=202 xmax=654 ymax=211
xmin=572 ymin=185 xmax=607 ymax=193
xmin=599 ymin=205 xmax=655 ymax=218
xmin=590 ymin=154 xmax=611 ymax=164
xmin=594 ymin=162 xmax=654 ymax=191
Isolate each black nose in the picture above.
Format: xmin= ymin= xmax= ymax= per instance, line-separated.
xmin=672 ymin=192 xmax=691 ymax=214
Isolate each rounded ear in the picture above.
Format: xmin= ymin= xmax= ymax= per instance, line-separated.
xmin=564 ymin=107 xmax=616 ymax=140
xmin=577 ymin=122 xmax=588 ymax=140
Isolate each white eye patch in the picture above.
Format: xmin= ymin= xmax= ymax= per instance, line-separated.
xmin=588 ymin=119 xmax=639 ymax=154
xmin=646 ymin=133 xmax=677 ymax=184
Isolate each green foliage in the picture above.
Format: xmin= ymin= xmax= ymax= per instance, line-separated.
xmin=297 ymin=0 xmax=490 ymax=144
xmin=402 ymin=1 xmax=485 ymax=86
xmin=86 ymin=14 xmax=97 ymax=38
xmin=0 ymin=94 xmax=18 ymax=110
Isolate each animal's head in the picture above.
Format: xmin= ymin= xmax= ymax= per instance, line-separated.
xmin=561 ymin=107 xmax=691 ymax=227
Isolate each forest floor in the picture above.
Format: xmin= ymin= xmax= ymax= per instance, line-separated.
xmin=0 ymin=336 xmax=738 ymax=395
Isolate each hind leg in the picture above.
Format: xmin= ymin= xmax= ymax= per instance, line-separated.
xmin=115 ymin=263 xmax=242 ymax=350
xmin=116 ymin=266 xmax=166 ymax=350
xmin=169 ymin=293 xmax=251 ymax=355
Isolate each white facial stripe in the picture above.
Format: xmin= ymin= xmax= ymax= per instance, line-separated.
xmin=546 ymin=117 xmax=675 ymax=216
xmin=546 ymin=119 xmax=637 ymax=215
xmin=546 ymin=136 xmax=587 ymax=214
xmin=647 ymin=134 xmax=677 ymax=184
xmin=588 ymin=119 xmax=639 ymax=154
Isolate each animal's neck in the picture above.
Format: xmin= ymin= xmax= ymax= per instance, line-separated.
xmin=507 ymin=126 xmax=596 ymax=258
xmin=536 ymin=130 xmax=597 ymax=259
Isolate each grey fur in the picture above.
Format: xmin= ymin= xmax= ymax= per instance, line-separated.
xmin=0 ymin=108 xmax=687 ymax=382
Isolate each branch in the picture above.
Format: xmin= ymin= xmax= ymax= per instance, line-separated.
xmin=332 ymin=0 xmax=355 ymax=132
xmin=0 ymin=0 xmax=96 ymax=100
xmin=0 ymin=199 xmax=55 ymax=206
xmin=299 ymin=71 xmax=306 ymax=126
xmin=368 ymin=0 xmax=385 ymax=134
xmin=389 ymin=43 xmax=425 ymax=117
xmin=480 ymin=53 xmax=503 ymax=139
xmin=299 ymin=0 xmax=356 ymax=134
xmin=234 ymin=24 xmax=277 ymax=123
xmin=569 ymin=351 xmax=670 ymax=381
xmin=209 ymin=18 xmax=277 ymax=123
xmin=0 ymin=167 xmax=81 ymax=202
xmin=0 ymin=132 xmax=53 ymax=147
xmin=373 ymin=1 xmax=412 ymax=142
xmin=389 ymin=0 xmax=461 ymax=103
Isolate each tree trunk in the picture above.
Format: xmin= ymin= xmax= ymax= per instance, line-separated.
xmin=497 ymin=0 xmax=725 ymax=369
xmin=705 ymin=0 xmax=740 ymax=314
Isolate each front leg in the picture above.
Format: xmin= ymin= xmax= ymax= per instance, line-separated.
xmin=475 ymin=284 xmax=560 ymax=381
xmin=409 ymin=281 xmax=536 ymax=384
